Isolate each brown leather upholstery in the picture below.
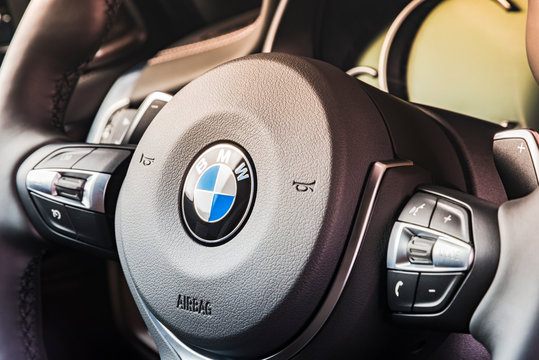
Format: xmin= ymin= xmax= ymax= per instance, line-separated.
xmin=527 ymin=0 xmax=539 ymax=82
xmin=0 ymin=0 xmax=121 ymax=358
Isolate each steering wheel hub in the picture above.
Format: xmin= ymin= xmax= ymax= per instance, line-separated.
xmin=115 ymin=53 xmax=393 ymax=358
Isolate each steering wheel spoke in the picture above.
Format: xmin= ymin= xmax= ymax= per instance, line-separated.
xmin=386 ymin=186 xmax=499 ymax=331
xmin=471 ymin=186 xmax=539 ymax=359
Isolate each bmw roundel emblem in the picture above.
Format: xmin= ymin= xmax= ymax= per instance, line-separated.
xmin=181 ymin=143 xmax=256 ymax=244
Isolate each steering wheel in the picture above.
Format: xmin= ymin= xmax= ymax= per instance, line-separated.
xmin=2 ymin=0 xmax=539 ymax=359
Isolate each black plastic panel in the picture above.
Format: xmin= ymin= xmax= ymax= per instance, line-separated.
xmin=414 ymin=273 xmax=464 ymax=313
xmin=73 ymin=148 xmax=131 ymax=173
xmin=493 ymin=138 xmax=539 ymax=199
xmin=35 ymin=147 xmax=94 ymax=169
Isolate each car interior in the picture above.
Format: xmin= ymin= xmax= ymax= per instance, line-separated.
xmin=2 ymin=0 xmax=539 ymax=359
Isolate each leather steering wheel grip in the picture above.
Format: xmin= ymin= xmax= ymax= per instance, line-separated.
xmin=470 ymin=187 xmax=539 ymax=360
xmin=0 ymin=0 xmax=121 ymax=358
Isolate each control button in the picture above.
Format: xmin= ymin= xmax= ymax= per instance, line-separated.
xmin=493 ymin=138 xmax=538 ymax=199
xmin=430 ymin=199 xmax=470 ymax=242
xmin=128 ymin=99 xmax=168 ymax=144
xmin=387 ymin=270 xmax=418 ymax=312
xmin=56 ymin=176 xmax=86 ymax=201
xmin=432 ymin=238 xmax=473 ymax=270
xmin=413 ymin=273 xmax=464 ymax=313
xmin=72 ymin=148 xmax=131 ymax=174
xmin=35 ymin=147 xmax=94 ymax=170
xmin=31 ymin=193 xmax=75 ymax=236
xmin=407 ymin=236 xmax=435 ymax=265
xmin=65 ymin=206 xmax=112 ymax=248
xmin=398 ymin=193 xmax=437 ymax=227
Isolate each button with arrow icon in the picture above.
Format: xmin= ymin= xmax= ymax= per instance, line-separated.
xmin=398 ymin=193 xmax=437 ymax=227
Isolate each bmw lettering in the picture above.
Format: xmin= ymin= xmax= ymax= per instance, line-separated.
xmin=181 ymin=143 xmax=256 ymax=244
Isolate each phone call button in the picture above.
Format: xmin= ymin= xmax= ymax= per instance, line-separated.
xmin=387 ymin=270 xmax=418 ymax=312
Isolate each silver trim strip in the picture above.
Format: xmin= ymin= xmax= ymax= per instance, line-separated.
xmin=378 ymin=0 xmax=427 ymax=92
xmin=346 ymin=66 xmax=378 ymax=78
xmin=262 ymin=0 xmax=289 ymax=53
xmin=387 ymin=221 xmax=474 ymax=273
xmin=266 ymin=160 xmax=413 ymax=359
xmin=122 ymin=91 xmax=172 ymax=144
xmin=494 ymin=129 xmax=539 ymax=182
xmin=494 ymin=0 xmax=517 ymax=11
xmin=26 ymin=170 xmax=61 ymax=195
xmin=145 ymin=307 xmax=212 ymax=360
xmin=26 ymin=169 xmax=111 ymax=213
xmin=139 ymin=160 xmax=413 ymax=359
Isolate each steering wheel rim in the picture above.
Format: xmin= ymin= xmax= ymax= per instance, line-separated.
xmin=0 ymin=0 xmax=120 ymax=358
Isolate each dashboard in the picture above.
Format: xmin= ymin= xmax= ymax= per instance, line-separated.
xmin=355 ymin=0 xmax=539 ymax=127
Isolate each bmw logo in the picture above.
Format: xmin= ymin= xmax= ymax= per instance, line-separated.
xmin=181 ymin=143 xmax=256 ymax=244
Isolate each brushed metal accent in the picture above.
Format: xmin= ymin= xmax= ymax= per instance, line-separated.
xmin=27 ymin=169 xmax=111 ymax=213
xmin=387 ymin=221 xmax=474 ymax=273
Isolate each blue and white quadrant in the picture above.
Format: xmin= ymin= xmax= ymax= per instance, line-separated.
xmin=194 ymin=164 xmax=237 ymax=223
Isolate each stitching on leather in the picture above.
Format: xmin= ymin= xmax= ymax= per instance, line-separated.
xmin=50 ymin=0 xmax=121 ymax=129
xmin=104 ymin=0 xmax=121 ymax=35
xmin=18 ymin=256 xmax=41 ymax=360
xmin=51 ymin=60 xmax=91 ymax=129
